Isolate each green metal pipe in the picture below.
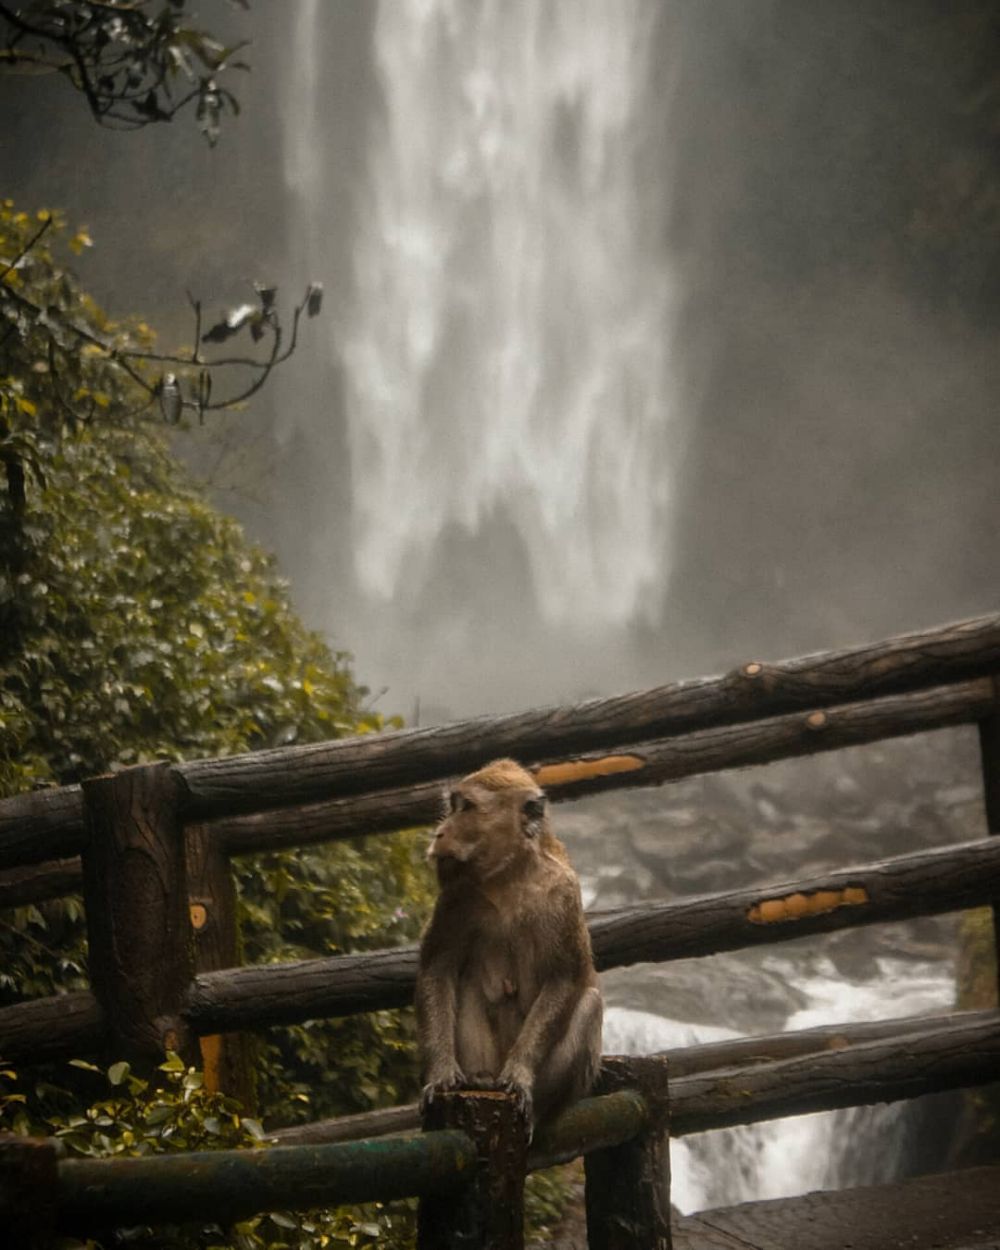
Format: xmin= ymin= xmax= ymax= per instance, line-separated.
xmin=528 ymin=1089 xmax=649 ymax=1171
xmin=57 ymin=1131 xmax=475 ymax=1232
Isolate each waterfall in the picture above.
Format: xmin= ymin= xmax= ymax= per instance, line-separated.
xmin=602 ymin=955 xmax=955 ymax=1213
xmin=278 ymin=3 xmax=963 ymax=1213
xmin=335 ymin=0 xmax=678 ymax=631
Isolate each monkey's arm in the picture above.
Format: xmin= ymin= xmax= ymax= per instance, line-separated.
xmin=499 ymin=978 xmax=580 ymax=1114
xmin=416 ymin=914 xmax=466 ymax=1106
xmin=499 ymin=886 xmax=593 ymax=1125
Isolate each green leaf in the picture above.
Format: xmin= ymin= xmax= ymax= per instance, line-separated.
xmin=107 ymin=1061 xmax=130 ymax=1086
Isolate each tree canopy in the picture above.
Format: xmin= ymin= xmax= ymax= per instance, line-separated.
xmin=0 ymin=0 xmax=249 ymax=141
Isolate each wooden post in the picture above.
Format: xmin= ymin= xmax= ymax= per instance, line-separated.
xmin=585 ymin=1056 xmax=672 ymax=1250
xmin=418 ymin=1090 xmax=527 ymax=1250
xmin=81 ymin=763 xmax=198 ymax=1069
xmin=978 ymin=704 xmax=1000 ymax=1004
xmin=0 ymin=1134 xmax=58 ymax=1250
xmin=185 ymin=824 xmax=256 ymax=1110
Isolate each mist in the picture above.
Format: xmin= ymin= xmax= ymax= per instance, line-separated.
xmin=3 ymin=0 xmax=997 ymax=719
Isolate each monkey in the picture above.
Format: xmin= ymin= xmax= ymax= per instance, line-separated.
xmin=416 ymin=758 xmax=603 ymax=1135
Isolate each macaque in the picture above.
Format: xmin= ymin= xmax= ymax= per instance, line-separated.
xmin=416 ymin=758 xmax=603 ymax=1133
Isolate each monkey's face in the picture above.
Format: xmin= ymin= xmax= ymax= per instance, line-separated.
xmin=428 ymin=782 xmax=548 ymax=885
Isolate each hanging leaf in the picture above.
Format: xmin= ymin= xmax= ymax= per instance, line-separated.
xmin=158 ymin=373 xmax=182 ymax=424
xmin=255 ymin=284 xmax=277 ymax=313
xmin=201 ymin=303 xmax=257 ymax=343
xmin=305 ymin=282 xmax=324 ymax=317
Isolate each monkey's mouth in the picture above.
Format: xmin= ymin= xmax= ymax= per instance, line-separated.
xmin=434 ymin=857 xmax=465 ymax=884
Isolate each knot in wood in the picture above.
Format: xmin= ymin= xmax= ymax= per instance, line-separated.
xmin=806 ymin=710 xmax=828 ymax=730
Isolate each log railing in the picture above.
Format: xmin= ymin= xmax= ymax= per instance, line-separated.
xmin=2 ymin=610 xmax=1000 ymax=1248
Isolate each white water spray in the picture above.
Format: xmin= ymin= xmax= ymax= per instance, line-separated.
xmin=336 ymin=0 xmax=678 ymax=627
xmin=603 ymin=955 xmax=954 ymax=1213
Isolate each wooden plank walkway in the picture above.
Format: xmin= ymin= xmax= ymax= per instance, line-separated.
xmin=673 ymin=1165 xmax=1000 ymax=1250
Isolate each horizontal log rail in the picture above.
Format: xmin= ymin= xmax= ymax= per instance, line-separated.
xmin=0 ymin=858 xmax=82 ymax=909
xmin=0 ymin=786 xmax=84 ymax=875
xmin=2 ymin=675 xmax=994 ymax=878
xmin=56 ymin=1130 xmax=475 ymax=1230
xmin=46 ymin=1087 xmax=647 ymax=1233
xmin=29 ymin=1006 xmax=1000 ymax=1238
xmin=12 ymin=1011 xmax=997 ymax=1242
xmin=0 ymin=990 xmax=104 ymax=1065
xmin=173 ymin=611 xmax=1000 ymax=815
xmin=267 ymin=1009 xmax=998 ymax=1148
xmin=272 ymin=1010 xmax=1000 ymax=1155
xmin=212 ymin=677 xmax=995 ymax=858
xmin=669 ymin=1009 xmax=1000 ymax=1136
xmin=4 ymin=839 xmax=997 ymax=1063
xmin=184 ymin=835 xmax=1000 ymax=1034
xmin=2 ymin=611 xmax=999 ymax=871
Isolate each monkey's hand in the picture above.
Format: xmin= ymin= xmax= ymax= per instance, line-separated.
xmin=420 ymin=1063 xmax=467 ymax=1114
xmin=497 ymin=1062 xmax=534 ymax=1140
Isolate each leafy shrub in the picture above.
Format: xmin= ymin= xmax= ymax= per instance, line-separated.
xmin=0 ymin=1056 xmax=413 ymax=1248
xmin=0 ymin=207 xmax=435 ymax=1243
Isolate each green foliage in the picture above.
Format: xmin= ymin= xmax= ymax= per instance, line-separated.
xmin=0 ymin=1057 xmax=414 ymax=1248
xmin=0 ymin=201 xmax=570 ymax=1247
xmin=956 ymin=909 xmax=998 ymax=1012
xmin=524 ymin=1165 xmax=578 ymax=1245
xmin=0 ymin=201 xmax=438 ymax=1245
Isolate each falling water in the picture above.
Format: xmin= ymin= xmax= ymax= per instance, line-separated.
xmin=334 ymin=0 xmax=677 ymax=630
xmin=279 ymin=1 xmax=963 ymax=1212
xmin=603 ymin=955 xmax=954 ymax=1213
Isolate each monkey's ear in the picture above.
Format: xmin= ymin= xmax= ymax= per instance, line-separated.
xmin=522 ymin=794 xmax=546 ymax=830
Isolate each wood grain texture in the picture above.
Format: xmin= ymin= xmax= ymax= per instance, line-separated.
xmin=186 ymin=824 xmax=257 ymax=1109
xmin=56 ymin=1131 xmax=475 ymax=1232
xmin=668 ymin=1010 xmax=1000 ymax=1136
xmin=4 ymin=674 xmax=993 ymax=878
xmin=0 ymin=785 xmax=85 ymax=870
xmin=263 ymin=1010 xmax=999 ymax=1150
xmin=4 ymin=612 xmax=1000 ymax=864
xmin=585 ymin=1057 xmax=672 ymax=1250
xmin=82 ymin=764 xmax=197 ymax=1067
xmin=673 ymin=1164 xmax=1000 ymax=1250
xmin=418 ymin=1091 xmax=528 ymax=1250
xmin=0 ymin=1134 xmax=59 ymax=1250
xmin=177 ymin=612 xmax=1000 ymax=817
xmin=976 ymin=695 xmax=1000 ymax=1004
xmin=0 ymin=989 xmax=104 ymax=1064
xmin=6 ymin=838 xmax=999 ymax=1062
xmin=213 ymin=678 xmax=993 ymax=857
xmin=185 ymin=837 xmax=1000 ymax=1032
xmin=0 ymin=856 xmax=82 ymax=907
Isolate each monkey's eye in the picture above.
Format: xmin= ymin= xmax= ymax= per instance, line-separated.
xmin=523 ymin=795 xmax=546 ymax=821
xmin=449 ymin=791 xmax=476 ymax=813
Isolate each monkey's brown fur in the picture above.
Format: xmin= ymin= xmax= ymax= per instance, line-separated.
xmin=416 ymin=758 xmax=602 ymax=1132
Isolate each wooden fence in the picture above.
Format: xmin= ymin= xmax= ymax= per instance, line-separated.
xmin=1 ymin=610 xmax=999 ymax=1248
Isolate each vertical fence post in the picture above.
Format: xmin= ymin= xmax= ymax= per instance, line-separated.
xmin=0 ymin=1134 xmax=58 ymax=1249
xmin=978 ymin=702 xmax=1000 ymax=1003
xmin=81 ymin=762 xmax=198 ymax=1069
xmin=585 ymin=1055 xmax=672 ymax=1250
xmin=185 ymin=824 xmax=257 ymax=1110
xmin=418 ymin=1090 xmax=527 ymax=1250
